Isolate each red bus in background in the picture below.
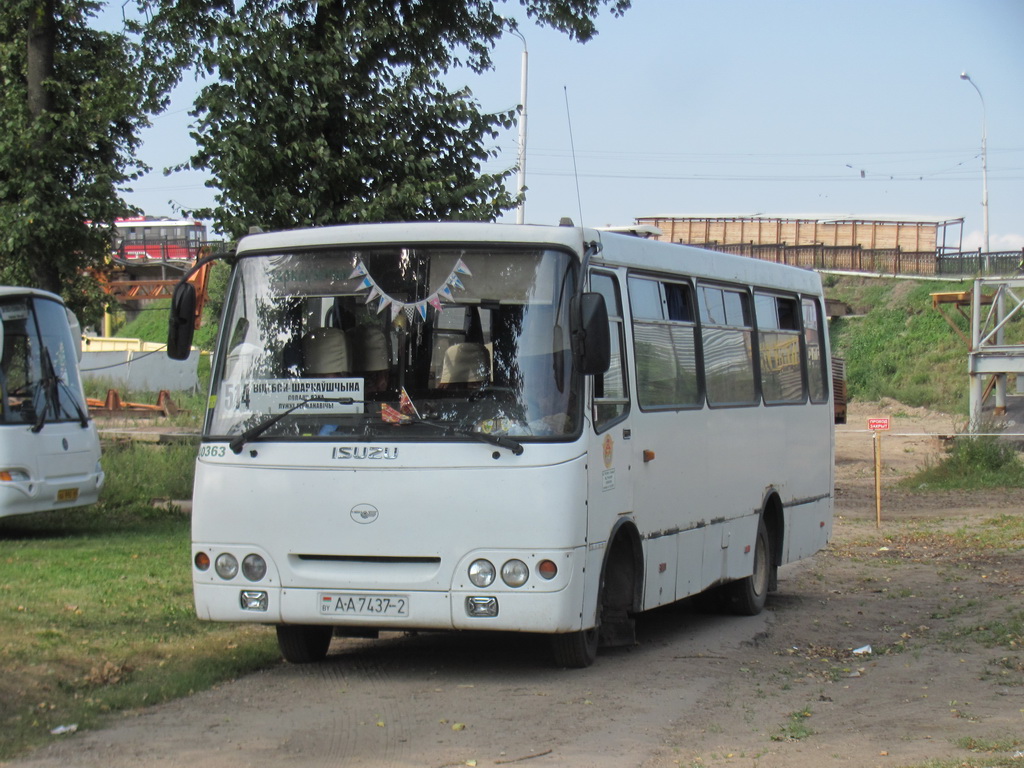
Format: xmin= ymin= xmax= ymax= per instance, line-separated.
xmin=114 ymin=217 xmax=207 ymax=261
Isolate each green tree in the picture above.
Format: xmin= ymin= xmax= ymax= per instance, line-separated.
xmin=144 ymin=0 xmax=631 ymax=238
xmin=0 ymin=0 xmax=156 ymax=324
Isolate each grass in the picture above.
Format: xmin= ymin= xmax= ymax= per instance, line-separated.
xmin=0 ymin=430 xmax=279 ymax=760
xmin=903 ymin=434 xmax=1024 ymax=490
xmin=770 ymin=707 xmax=813 ymax=741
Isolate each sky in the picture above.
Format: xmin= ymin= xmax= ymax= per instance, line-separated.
xmin=116 ymin=0 xmax=1024 ymax=251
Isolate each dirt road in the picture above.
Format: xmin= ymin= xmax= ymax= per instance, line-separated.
xmin=9 ymin=401 xmax=1024 ymax=768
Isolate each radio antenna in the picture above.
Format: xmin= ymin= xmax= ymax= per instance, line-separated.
xmin=563 ymin=86 xmax=584 ymax=227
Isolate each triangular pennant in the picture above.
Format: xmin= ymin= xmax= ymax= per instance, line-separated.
xmin=416 ymin=302 xmax=428 ymax=321
xmin=376 ymin=295 xmax=392 ymax=314
xmin=399 ymin=387 xmax=421 ymax=419
xmin=454 ymin=259 xmax=472 ymax=277
xmin=428 ymin=294 xmax=443 ymax=312
xmin=348 ymin=262 xmax=368 ymax=280
xmin=381 ymin=403 xmax=410 ymax=424
xmin=448 ymin=275 xmax=465 ymax=291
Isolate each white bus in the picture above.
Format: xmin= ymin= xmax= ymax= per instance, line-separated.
xmin=0 ymin=287 xmax=104 ymax=518
xmin=169 ymin=222 xmax=834 ymax=667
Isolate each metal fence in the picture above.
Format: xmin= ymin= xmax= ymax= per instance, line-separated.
xmin=695 ymin=242 xmax=1024 ymax=279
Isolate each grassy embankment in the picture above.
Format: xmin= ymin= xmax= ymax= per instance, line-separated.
xmin=827 ymin=274 xmax=1024 ymax=488
xmin=1 ymin=274 xmax=1021 ymax=760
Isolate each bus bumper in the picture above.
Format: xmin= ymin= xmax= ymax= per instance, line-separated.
xmin=194 ymin=568 xmax=587 ymax=634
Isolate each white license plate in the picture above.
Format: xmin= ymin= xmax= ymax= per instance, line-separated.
xmin=318 ymin=592 xmax=409 ymax=617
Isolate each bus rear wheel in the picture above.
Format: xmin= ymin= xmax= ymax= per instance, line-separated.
xmin=724 ymin=517 xmax=771 ymax=616
xmin=276 ymin=625 xmax=333 ymax=663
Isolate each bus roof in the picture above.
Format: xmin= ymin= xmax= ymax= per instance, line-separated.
xmin=234 ymin=222 xmax=823 ymax=295
xmin=235 ymin=222 xmax=592 ymax=255
xmin=0 ymin=286 xmax=65 ymax=304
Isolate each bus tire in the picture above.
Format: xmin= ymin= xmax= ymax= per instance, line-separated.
xmin=724 ymin=517 xmax=770 ymax=616
xmin=550 ymin=625 xmax=598 ymax=668
xmin=276 ymin=625 xmax=333 ymax=663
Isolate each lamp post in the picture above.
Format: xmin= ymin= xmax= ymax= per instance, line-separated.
xmin=960 ymin=72 xmax=990 ymax=259
xmin=511 ymin=29 xmax=528 ymax=224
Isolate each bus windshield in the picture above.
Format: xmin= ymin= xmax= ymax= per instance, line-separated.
xmin=207 ymin=245 xmax=579 ymax=444
xmin=0 ymin=295 xmax=88 ymax=427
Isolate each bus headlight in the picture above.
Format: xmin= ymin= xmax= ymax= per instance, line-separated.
xmin=241 ymin=554 xmax=267 ymax=581
xmin=468 ymin=559 xmax=495 ymax=588
xmin=215 ymin=552 xmax=239 ymax=580
xmin=501 ymin=559 xmax=529 ymax=587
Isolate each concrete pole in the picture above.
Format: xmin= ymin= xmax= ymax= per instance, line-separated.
xmin=512 ymin=30 xmax=528 ymax=225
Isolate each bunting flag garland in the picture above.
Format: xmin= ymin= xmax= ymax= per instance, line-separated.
xmin=350 ymin=258 xmax=472 ymax=322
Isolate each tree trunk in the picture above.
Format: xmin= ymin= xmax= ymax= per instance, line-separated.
xmin=27 ymin=0 xmax=56 ymax=118
xmin=27 ymin=0 xmax=61 ymax=294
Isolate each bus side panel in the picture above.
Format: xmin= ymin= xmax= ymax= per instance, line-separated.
xmin=629 ymin=398 xmax=832 ymax=611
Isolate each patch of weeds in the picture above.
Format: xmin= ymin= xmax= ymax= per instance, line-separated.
xmin=940 ymin=609 xmax=1024 ymax=652
xmin=771 ymin=707 xmax=813 ymax=742
xmin=947 ymin=700 xmax=979 ymax=721
xmin=908 ymin=758 xmax=1023 ymax=768
xmin=956 ymin=735 xmax=1024 ymax=752
xmin=904 ymin=433 xmax=1024 ymax=490
xmin=983 ymin=654 xmax=1024 ymax=685
xmin=949 ymin=514 xmax=1024 ymax=550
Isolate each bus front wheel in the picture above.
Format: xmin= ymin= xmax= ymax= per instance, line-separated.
xmin=550 ymin=625 xmax=598 ymax=668
xmin=276 ymin=625 xmax=333 ymax=663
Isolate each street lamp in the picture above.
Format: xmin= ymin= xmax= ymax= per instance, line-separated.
xmin=511 ymin=29 xmax=528 ymax=224
xmin=960 ymin=72 xmax=989 ymax=257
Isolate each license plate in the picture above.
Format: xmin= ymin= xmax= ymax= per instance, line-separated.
xmin=318 ymin=592 xmax=409 ymax=617
xmin=57 ymin=488 xmax=79 ymax=502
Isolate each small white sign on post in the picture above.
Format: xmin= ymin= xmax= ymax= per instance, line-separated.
xmin=868 ymin=418 xmax=889 ymax=527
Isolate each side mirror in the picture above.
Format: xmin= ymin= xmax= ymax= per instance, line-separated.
xmin=167 ymin=282 xmax=197 ymax=361
xmin=571 ymin=292 xmax=611 ymax=375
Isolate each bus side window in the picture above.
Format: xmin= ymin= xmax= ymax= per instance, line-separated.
xmin=589 ymin=272 xmax=628 ymax=431
xmin=629 ymin=276 xmax=701 ymax=410
xmin=755 ymin=292 xmax=804 ymax=405
xmin=699 ymin=284 xmax=757 ymax=407
xmin=802 ymin=297 xmax=828 ymax=403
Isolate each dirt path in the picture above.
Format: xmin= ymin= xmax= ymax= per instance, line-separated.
xmin=8 ymin=401 xmax=1024 ymax=768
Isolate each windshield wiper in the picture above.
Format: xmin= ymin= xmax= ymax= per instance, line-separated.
xmin=30 ymin=346 xmax=83 ymax=433
xmin=406 ymin=416 xmax=524 ymax=456
xmin=228 ymin=396 xmax=354 ymax=454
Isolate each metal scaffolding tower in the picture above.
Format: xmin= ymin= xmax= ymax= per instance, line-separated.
xmin=935 ymin=278 xmax=1024 ymax=430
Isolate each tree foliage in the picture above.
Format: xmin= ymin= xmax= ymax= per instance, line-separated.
xmin=143 ymin=0 xmax=631 ymax=238
xmin=0 ymin=0 xmax=155 ymax=323
xmin=0 ymin=0 xmax=630 ymax=319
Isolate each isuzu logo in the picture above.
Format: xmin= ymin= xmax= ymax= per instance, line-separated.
xmin=331 ymin=446 xmax=399 ymax=460
xmin=350 ymin=504 xmax=379 ymax=524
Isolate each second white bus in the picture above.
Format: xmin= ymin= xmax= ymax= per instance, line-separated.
xmin=0 ymin=287 xmax=104 ymax=518
xmin=169 ymin=222 xmax=834 ymax=667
